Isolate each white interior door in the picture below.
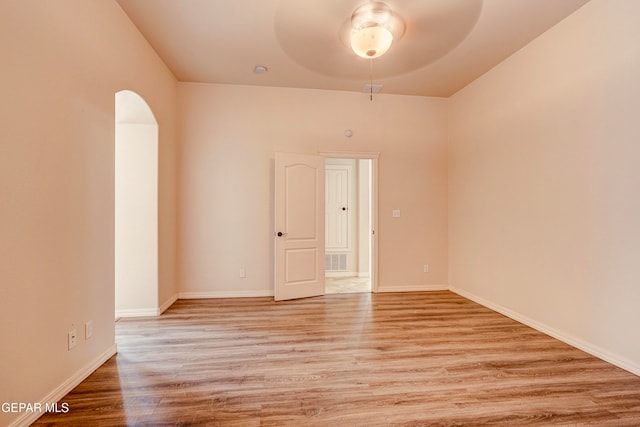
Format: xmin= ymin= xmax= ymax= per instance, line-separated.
xmin=274 ymin=153 xmax=325 ymax=301
xmin=325 ymin=165 xmax=350 ymax=250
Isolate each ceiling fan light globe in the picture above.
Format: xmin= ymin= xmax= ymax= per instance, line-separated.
xmin=350 ymin=26 xmax=393 ymax=59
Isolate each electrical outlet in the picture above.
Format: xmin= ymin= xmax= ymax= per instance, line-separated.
xmin=239 ymin=268 xmax=246 ymax=278
xmin=85 ymin=321 xmax=93 ymax=339
xmin=423 ymin=264 xmax=429 ymax=273
xmin=68 ymin=329 xmax=77 ymax=350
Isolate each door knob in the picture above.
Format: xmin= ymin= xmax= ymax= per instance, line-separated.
xmin=341 ymin=207 xmax=348 ymax=211
xmin=276 ymin=231 xmax=288 ymax=237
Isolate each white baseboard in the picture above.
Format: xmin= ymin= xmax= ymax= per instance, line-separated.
xmin=325 ymin=271 xmax=358 ymax=278
xmin=376 ymin=284 xmax=448 ymax=293
xmin=115 ymin=294 xmax=178 ymax=319
xmin=179 ymin=290 xmax=274 ymax=299
xmin=11 ymin=344 xmax=118 ymax=427
xmin=449 ymin=286 xmax=640 ymax=377
xmin=115 ymin=307 xmax=160 ymax=318
xmin=159 ymin=293 xmax=178 ymax=314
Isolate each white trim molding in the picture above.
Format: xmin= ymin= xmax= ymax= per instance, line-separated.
xmin=376 ymin=284 xmax=448 ymax=293
xmin=319 ymin=151 xmax=380 ymax=160
xmin=115 ymin=307 xmax=160 ymax=318
xmin=115 ymin=294 xmax=178 ymax=319
xmin=159 ymin=293 xmax=178 ymax=314
xmin=11 ymin=344 xmax=118 ymax=427
xmin=179 ymin=290 xmax=274 ymax=299
xmin=449 ymin=286 xmax=640 ymax=377
xmin=326 ymin=271 xmax=359 ymax=278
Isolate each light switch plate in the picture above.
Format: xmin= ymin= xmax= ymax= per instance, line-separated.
xmin=392 ymin=210 xmax=401 ymax=218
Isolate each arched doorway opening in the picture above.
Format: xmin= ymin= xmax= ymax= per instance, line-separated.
xmin=115 ymin=90 xmax=159 ymax=317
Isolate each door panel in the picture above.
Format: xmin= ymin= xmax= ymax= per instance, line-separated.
xmin=325 ymin=167 xmax=349 ymax=249
xmin=274 ymin=153 xmax=325 ymax=301
xmin=286 ymin=248 xmax=318 ymax=283
xmin=325 ymin=160 xmax=357 ymax=274
xmin=286 ymin=164 xmax=318 ymax=239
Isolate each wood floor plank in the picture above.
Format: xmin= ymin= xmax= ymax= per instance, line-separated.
xmin=34 ymin=291 xmax=640 ymax=426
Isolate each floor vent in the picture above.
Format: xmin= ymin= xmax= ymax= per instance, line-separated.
xmin=325 ymin=253 xmax=347 ymax=271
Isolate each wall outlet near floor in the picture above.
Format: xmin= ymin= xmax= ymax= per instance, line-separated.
xmin=85 ymin=321 xmax=93 ymax=339
xmin=423 ymin=264 xmax=429 ymax=273
xmin=68 ymin=329 xmax=77 ymax=350
xmin=239 ymin=268 xmax=246 ymax=278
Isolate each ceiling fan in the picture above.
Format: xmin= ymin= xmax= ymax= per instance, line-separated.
xmin=274 ymin=0 xmax=483 ymax=83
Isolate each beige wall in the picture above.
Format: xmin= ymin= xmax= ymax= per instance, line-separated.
xmin=0 ymin=1 xmax=177 ymax=425
xmin=5 ymin=1 xmax=640 ymax=424
xmin=449 ymin=0 xmax=640 ymax=372
xmin=177 ymin=83 xmax=448 ymax=296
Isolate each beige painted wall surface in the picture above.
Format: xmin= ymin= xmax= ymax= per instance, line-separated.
xmin=177 ymin=84 xmax=448 ymax=295
xmin=0 ymin=1 xmax=177 ymax=425
xmin=449 ymin=0 xmax=640 ymax=370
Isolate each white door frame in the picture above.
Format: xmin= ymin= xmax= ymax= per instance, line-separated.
xmin=320 ymin=151 xmax=379 ymax=293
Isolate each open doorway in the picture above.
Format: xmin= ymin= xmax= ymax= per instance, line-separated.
xmin=273 ymin=151 xmax=378 ymax=300
xmin=114 ymin=90 xmax=159 ymax=318
xmin=324 ymin=157 xmax=374 ymax=294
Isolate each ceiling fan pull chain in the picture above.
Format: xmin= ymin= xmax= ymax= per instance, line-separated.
xmin=370 ymin=59 xmax=374 ymax=101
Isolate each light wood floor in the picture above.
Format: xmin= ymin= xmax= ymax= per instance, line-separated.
xmin=35 ymin=292 xmax=640 ymax=426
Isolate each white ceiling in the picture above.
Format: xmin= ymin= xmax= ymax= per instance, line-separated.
xmin=116 ymin=0 xmax=589 ymax=97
